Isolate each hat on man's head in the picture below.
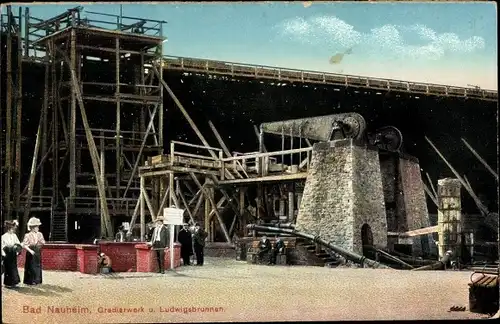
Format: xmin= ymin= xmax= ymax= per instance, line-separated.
xmin=155 ymin=216 xmax=165 ymax=223
xmin=27 ymin=217 xmax=42 ymax=230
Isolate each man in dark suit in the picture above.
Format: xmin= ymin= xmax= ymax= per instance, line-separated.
xmin=147 ymin=216 xmax=168 ymax=273
xmin=177 ymin=223 xmax=193 ymax=266
xmin=192 ymin=223 xmax=207 ymax=266
xmin=258 ymin=235 xmax=271 ymax=263
xmin=270 ymin=236 xmax=285 ymax=265
xmin=114 ymin=225 xmax=126 ymax=242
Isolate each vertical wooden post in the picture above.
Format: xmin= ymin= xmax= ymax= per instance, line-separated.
xmin=24 ymin=8 xmax=30 ymax=57
xmin=140 ymin=176 xmax=145 ymax=241
xmin=289 ymin=125 xmax=293 ymax=166
xmin=281 ymin=125 xmax=284 ymax=172
xmin=157 ymin=26 xmax=164 ymax=155
xmin=69 ymin=28 xmax=77 ymax=208
xmin=100 ymin=132 xmax=107 ymax=236
xmin=258 ymin=126 xmax=264 ymax=176
xmin=100 ymin=142 xmax=106 ymax=238
xmin=13 ymin=6 xmax=24 ymax=220
xmin=51 ymin=41 xmax=59 ymax=207
xmin=115 ymin=37 xmax=121 ymax=201
xmin=5 ymin=7 xmax=12 ymax=219
xmin=39 ymin=63 xmax=49 ymax=206
xmin=169 ymin=172 xmax=174 ymax=207
xmin=239 ymin=188 xmax=246 ymax=236
xmin=288 ymin=186 xmax=294 ymax=222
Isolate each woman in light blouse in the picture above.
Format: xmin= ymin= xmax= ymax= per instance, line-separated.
xmin=23 ymin=217 xmax=45 ymax=285
xmin=2 ymin=220 xmax=33 ymax=288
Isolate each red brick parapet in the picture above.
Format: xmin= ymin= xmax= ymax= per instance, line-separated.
xmin=76 ymin=244 xmax=99 ymax=274
xmin=99 ymin=242 xmax=137 ymax=272
xmin=17 ymin=243 xmax=78 ymax=270
xmin=14 ymin=242 xmax=182 ymax=274
xmin=135 ymin=243 xmax=181 ymax=273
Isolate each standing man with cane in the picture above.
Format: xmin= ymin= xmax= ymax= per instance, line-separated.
xmin=147 ymin=216 xmax=168 ymax=274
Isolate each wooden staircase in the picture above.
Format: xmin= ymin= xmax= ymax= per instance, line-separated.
xmin=50 ymin=209 xmax=68 ymax=242
xmin=295 ymin=238 xmax=341 ymax=267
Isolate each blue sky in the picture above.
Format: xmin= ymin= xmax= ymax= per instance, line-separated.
xmin=6 ymin=2 xmax=498 ymax=89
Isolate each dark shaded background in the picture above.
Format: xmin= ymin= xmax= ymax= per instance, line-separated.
xmin=1 ymin=34 xmax=498 ymax=241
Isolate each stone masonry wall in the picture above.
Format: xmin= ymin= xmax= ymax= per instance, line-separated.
xmin=398 ymin=158 xmax=430 ymax=256
xmin=351 ymin=145 xmax=388 ymax=254
xmin=295 ymin=141 xmax=355 ymax=251
xmin=296 ymin=139 xmax=388 ymax=255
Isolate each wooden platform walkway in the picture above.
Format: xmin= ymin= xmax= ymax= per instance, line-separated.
xmin=161 ymin=55 xmax=498 ymax=101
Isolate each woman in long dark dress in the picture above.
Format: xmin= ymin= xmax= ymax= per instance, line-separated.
xmin=1 ymin=220 xmax=26 ymax=288
xmin=23 ymin=217 xmax=45 ymax=285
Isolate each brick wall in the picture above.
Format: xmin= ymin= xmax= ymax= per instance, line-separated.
xmin=17 ymin=244 xmax=77 ymax=271
xmin=295 ymin=140 xmax=388 ymax=255
xmin=15 ymin=242 xmax=181 ymax=274
xmin=99 ymin=242 xmax=137 ymax=272
xmin=135 ymin=243 xmax=181 ymax=272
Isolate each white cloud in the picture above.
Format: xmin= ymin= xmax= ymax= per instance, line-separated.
xmin=277 ymin=16 xmax=486 ymax=60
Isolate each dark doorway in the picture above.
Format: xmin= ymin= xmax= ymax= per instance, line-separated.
xmin=361 ymin=224 xmax=373 ymax=256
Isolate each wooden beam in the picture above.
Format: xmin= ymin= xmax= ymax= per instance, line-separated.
xmin=208 ymin=120 xmax=244 ymax=179
xmin=219 ymin=172 xmax=308 ymax=185
xmin=152 ymin=66 xmax=216 ymax=157
xmin=156 ymin=186 xmax=170 ymax=218
xmin=123 ymin=103 xmax=158 ymax=198
xmin=426 ymin=137 xmax=489 ymax=216
xmin=461 ymin=138 xmax=498 ymax=180
xmin=422 ymin=181 xmax=438 ymax=207
xmin=425 ymin=172 xmax=438 ymax=199
xmin=5 ymin=6 xmax=13 ymax=220
xmin=56 ymin=47 xmax=113 ymax=237
xmin=208 ymin=196 xmax=227 ymax=222
xmin=189 ymin=172 xmax=231 ymax=243
xmin=22 ymin=104 xmax=44 ymax=222
xmin=127 ymin=198 xmax=141 ymax=233
xmin=177 ymin=184 xmax=195 ymax=224
xmin=141 ymin=186 xmax=156 ymax=220
xmin=140 ymin=177 xmax=145 ymax=240
xmin=388 ymin=225 xmax=439 ymax=237
xmin=254 ymin=125 xmax=267 ymax=152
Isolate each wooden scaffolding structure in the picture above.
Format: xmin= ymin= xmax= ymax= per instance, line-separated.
xmin=1 ymin=6 xmax=166 ymax=240
xmin=134 ymin=84 xmax=320 ymax=242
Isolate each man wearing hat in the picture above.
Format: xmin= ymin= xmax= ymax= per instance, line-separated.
xmin=177 ymin=223 xmax=193 ymax=266
xmin=192 ymin=223 xmax=208 ymax=266
xmin=147 ymin=216 xmax=168 ymax=273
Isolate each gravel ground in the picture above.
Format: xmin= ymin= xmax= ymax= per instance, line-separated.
xmin=2 ymin=257 xmax=491 ymax=323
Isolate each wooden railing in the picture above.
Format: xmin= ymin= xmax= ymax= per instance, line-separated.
xmin=65 ymin=197 xmax=138 ymax=215
xmin=221 ymin=147 xmax=313 ymax=178
xmin=169 ymin=140 xmax=223 ymax=166
xmin=161 ymin=55 xmax=498 ymax=101
xmin=19 ymin=195 xmax=53 ymax=210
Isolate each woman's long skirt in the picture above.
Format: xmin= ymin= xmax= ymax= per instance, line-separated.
xmin=3 ymin=247 xmax=21 ymax=287
xmin=23 ymin=245 xmax=42 ymax=285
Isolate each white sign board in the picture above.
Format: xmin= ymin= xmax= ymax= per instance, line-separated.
xmin=163 ymin=207 xmax=184 ymax=225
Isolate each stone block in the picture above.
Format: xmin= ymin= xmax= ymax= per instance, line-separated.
xmin=296 ymin=139 xmax=388 ymax=255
